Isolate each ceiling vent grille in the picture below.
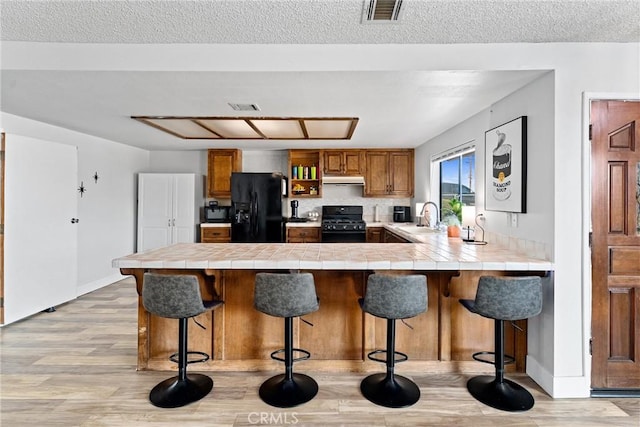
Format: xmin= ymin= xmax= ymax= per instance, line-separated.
xmin=363 ymin=0 xmax=403 ymax=22
xmin=228 ymin=103 xmax=260 ymax=111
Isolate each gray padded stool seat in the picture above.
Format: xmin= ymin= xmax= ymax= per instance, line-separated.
xmin=459 ymin=276 xmax=542 ymax=412
xmin=142 ymin=273 xmax=223 ymax=408
xmin=359 ymin=274 xmax=427 ymax=408
xmin=254 ymin=272 xmax=319 ymax=408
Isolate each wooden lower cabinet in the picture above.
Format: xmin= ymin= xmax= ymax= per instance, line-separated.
xmin=200 ymin=227 xmax=231 ymax=243
xmin=132 ymin=269 xmax=527 ymax=373
xmin=286 ymin=226 xmax=321 ymax=243
xmin=382 ymin=228 xmax=410 ymax=243
xmin=366 ymin=227 xmax=383 ymax=243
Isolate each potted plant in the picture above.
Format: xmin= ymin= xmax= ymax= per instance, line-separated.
xmin=443 ymin=196 xmax=463 ymax=237
xmin=442 ymin=214 xmax=461 ymax=237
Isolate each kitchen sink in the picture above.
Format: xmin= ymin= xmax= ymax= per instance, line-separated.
xmin=393 ymin=224 xmax=442 ymax=234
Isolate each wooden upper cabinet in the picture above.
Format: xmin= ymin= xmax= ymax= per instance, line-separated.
xmin=289 ymin=149 xmax=322 ymax=198
xmin=207 ymin=149 xmax=242 ymax=198
xmin=364 ymin=149 xmax=414 ymax=198
xmin=323 ymin=150 xmax=364 ymax=175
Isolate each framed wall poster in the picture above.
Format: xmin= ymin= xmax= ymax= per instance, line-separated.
xmin=485 ymin=116 xmax=527 ymax=213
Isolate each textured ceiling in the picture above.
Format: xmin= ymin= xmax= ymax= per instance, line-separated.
xmin=2 ymin=0 xmax=639 ymax=44
xmin=0 ymin=1 xmax=638 ymax=151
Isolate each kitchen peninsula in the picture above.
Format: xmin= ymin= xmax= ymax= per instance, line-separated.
xmin=113 ymin=238 xmax=552 ymax=374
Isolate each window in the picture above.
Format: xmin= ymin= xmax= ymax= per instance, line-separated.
xmin=437 ymin=149 xmax=475 ymax=216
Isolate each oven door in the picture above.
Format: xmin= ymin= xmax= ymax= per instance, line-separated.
xmin=321 ymin=231 xmax=366 ymax=243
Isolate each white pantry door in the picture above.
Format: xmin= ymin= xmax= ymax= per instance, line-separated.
xmin=3 ymin=135 xmax=78 ymax=324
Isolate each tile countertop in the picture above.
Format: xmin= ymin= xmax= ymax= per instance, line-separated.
xmin=113 ymin=237 xmax=552 ymax=272
xmin=200 ymin=223 xmax=231 ymax=228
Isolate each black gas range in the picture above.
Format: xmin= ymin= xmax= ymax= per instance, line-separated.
xmin=321 ymin=205 xmax=366 ymax=243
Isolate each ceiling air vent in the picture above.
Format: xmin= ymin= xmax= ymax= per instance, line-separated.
xmin=228 ymin=103 xmax=260 ymax=111
xmin=362 ymin=0 xmax=403 ymax=22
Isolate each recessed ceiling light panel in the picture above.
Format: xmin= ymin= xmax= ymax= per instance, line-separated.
xmin=132 ymin=116 xmax=358 ymax=141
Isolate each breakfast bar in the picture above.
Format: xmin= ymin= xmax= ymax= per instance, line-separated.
xmin=113 ymin=239 xmax=552 ymax=374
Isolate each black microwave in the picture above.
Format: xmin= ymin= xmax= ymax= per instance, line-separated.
xmin=204 ymin=205 xmax=231 ymax=223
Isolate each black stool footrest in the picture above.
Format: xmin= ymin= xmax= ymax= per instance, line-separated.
xmin=472 ymin=351 xmax=515 ymax=365
xmin=169 ymin=351 xmax=210 ymax=365
xmin=270 ymin=348 xmax=311 ymax=363
xmin=367 ymin=349 xmax=409 ymax=364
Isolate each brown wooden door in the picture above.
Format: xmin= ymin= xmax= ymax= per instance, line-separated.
xmin=591 ymin=100 xmax=640 ymax=389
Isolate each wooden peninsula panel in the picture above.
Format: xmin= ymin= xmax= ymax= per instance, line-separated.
xmin=116 ymin=242 xmax=552 ymax=373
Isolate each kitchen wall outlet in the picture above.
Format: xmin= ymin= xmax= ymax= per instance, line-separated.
xmin=510 ymin=212 xmax=518 ymax=227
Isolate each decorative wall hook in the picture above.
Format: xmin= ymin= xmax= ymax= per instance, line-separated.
xmin=94 ymin=172 xmax=99 ymax=183
xmin=78 ymin=181 xmax=86 ymax=197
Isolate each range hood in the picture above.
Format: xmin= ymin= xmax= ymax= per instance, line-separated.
xmin=322 ymin=175 xmax=365 ymax=185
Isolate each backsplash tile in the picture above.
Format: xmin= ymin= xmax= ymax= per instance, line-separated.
xmin=290 ymin=184 xmax=409 ymax=222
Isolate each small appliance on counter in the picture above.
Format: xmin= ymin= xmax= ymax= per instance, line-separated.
xmin=393 ymin=206 xmax=412 ymax=223
xmin=204 ymin=201 xmax=231 ymax=223
xmin=288 ymin=199 xmax=308 ymax=222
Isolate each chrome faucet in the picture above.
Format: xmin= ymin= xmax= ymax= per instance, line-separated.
xmin=418 ymin=201 xmax=440 ymax=228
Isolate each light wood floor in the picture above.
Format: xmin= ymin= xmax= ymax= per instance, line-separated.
xmin=1 ymin=278 xmax=638 ymax=427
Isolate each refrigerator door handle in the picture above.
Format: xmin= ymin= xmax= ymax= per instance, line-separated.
xmin=251 ymin=191 xmax=259 ymax=237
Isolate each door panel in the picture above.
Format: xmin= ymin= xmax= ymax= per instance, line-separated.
xmin=172 ymin=174 xmax=195 ymax=244
xmin=591 ymin=100 xmax=640 ymax=389
xmin=3 ymin=135 xmax=78 ymax=324
xmin=137 ymin=174 xmax=172 ymax=252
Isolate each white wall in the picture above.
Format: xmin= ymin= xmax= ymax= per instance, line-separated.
xmin=415 ymin=71 xmax=556 ymax=391
xmin=0 ymin=113 xmax=149 ymax=299
xmin=148 ymin=151 xmax=207 ymax=175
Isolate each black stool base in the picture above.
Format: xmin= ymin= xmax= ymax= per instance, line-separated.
xmin=149 ymin=373 xmax=213 ymax=408
xmin=467 ymin=375 xmax=534 ymax=412
xmin=360 ymin=373 xmax=420 ymax=408
xmin=259 ymin=373 xmax=318 ymax=408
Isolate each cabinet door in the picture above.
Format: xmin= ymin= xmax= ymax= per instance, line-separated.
xmin=138 ymin=174 xmax=172 ymax=252
xmin=388 ymin=151 xmax=414 ymax=197
xmin=323 ymin=151 xmax=344 ymax=175
xmin=366 ymin=227 xmax=383 ymax=243
xmin=364 ymin=151 xmax=389 ymax=196
xmin=172 ymin=174 xmax=196 ymax=244
xmin=207 ymin=150 xmax=241 ymax=198
xmin=343 ymin=150 xmax=363 ymax=175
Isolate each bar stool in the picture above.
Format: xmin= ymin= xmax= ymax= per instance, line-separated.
xmin=142 ymin=273 xmax=223 ymax=408
xmin=254 ymin=272 xmax=319 ymax=408
xmin=459 ymin=276 xmax=542 ymax=412
xmin=359 ymin=274 xmax=428 ymax=408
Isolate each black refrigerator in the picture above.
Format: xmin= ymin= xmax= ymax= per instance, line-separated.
xmin=231 ymin=172 xmax=285 ymax=243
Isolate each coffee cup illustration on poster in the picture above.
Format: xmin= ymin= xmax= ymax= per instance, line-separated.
xmin=484 ymin=116 xmax=527 ymax=213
